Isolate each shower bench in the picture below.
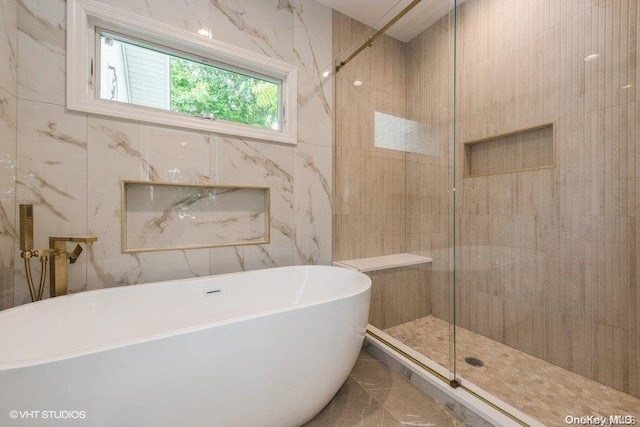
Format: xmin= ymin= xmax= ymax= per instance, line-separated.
xmin=333 ymin=253 xmax=432 ymax=272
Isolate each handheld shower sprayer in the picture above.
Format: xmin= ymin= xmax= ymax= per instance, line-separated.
xmin=19 ymin=204 xmax=47 ymax=302
xmin=19 ymin=204 xmax=34 ymax=252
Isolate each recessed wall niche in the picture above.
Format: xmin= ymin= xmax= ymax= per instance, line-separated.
xmin=121 ymin=181 xmax=270 ymax=253
xmin=463 ymin=123 xmax=555 ymax=177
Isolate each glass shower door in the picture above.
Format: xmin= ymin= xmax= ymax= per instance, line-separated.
xmin=394 ymin=0 xmax=458 ymax=382
xmin=452 ymin=0 xmax=640 ymax=424
xmin=332 ymin=0 xmax=459 ymax=389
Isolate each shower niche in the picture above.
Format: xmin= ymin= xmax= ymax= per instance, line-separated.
xmin=462 ymin=122 xmax=555 ymax=177
xmin=121 ymin=180 xmax=270 ymax=253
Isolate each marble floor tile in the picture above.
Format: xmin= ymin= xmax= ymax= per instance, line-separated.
xmin=303 ymin=377 xmax=403 ymax=427
xmin=349 ymin=358 xmax=468 ymax=427
xmin=386 ymin=315 xmax=640 ymax=426
xmin=304 ymin=350 xmax=467 ymax=427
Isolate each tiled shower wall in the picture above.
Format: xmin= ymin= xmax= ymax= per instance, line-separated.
xmin=405 ymin=14 xmax=455 ymax=324
xmin=333 ymin=12 xmax=408 ymax=262
xmin=0 ymin=0 xmax=333 ymax=308
xmin=450 ymin=0 xmax=639 ymax=397
xmin=333 ymin=12 xmax=440 ymax=329
xmin=334 ymin=0 xmax=639 ymax=399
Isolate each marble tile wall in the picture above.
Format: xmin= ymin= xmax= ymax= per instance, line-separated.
xmin=1 ymin=0 xmax=333 ymax=307
xmin=123 ymin=183 xmax=269 ymax=251
xmin=0 ymin=0 xmax=16 ymax=310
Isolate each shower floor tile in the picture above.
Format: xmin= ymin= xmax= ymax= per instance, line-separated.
xmin=303 ymin=350 xmax=468 ymax=427
xmin=386 ymin=315 xmax=640 ymax=426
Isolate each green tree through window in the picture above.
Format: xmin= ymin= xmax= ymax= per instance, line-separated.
xmin=169 ymin=57 xmax=280 ymax=129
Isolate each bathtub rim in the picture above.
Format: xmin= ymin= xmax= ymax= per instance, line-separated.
xmin=0 ymin=265 xmax=371 ymax=371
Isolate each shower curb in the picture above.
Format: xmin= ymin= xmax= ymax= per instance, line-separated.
xmin=363 ymin=327 xmax=545 ymax=427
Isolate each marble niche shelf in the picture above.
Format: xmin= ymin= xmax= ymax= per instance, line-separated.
xmin=121 ymin=180 xmax=270 ymax=253
xmin=332 ymin=253 xmax=433 ymax=272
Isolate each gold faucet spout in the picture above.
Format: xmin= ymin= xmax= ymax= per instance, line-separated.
xmin=49 ymin=236 xmax=98 ymax=297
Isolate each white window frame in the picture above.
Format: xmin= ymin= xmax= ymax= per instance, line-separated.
xmin=67 ymin=0 xmax=297 ymax=145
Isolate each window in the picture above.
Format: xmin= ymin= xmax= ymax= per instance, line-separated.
xmin=374 ymin=112 xmax=441 ymax=156
xmin=67 ymin=0 xmax=297 ymax=144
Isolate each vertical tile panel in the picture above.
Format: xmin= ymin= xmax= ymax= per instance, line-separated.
xmin=15 ymin=101 xmax=87 ymax=304
xmin=211 ymin=136 xmax=295 ymax=271
xmin=451 ymin=0 xmax=638 ymax=397
xmin=16 ymin=0 xmax=65 ymax=106
xmin=208 ymin=0 xmax=294 ymax=63
xmin=293 ymin=0 xmax=333 ymax=149
xmin=0 ymin=0 xmax=16 ymax=310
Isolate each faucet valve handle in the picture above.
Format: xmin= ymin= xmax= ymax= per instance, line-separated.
xmin=69 ymin=244 xmax=83 ymax=264
xmin=20 ymin=250 xmax=33 ymax=259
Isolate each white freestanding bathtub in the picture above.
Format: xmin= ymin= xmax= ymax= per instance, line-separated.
xmin=0 ymin=265 xmax=371 ymax=427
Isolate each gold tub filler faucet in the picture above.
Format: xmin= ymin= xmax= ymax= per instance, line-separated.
xmin=19 ymin=204 xmax=97 ymax=302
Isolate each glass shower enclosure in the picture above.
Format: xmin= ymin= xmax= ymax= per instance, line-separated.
xmin=333 ymin=0 xmax=640 ymax=424
xmin=333 ymin=0 xmax=458 ymax=377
